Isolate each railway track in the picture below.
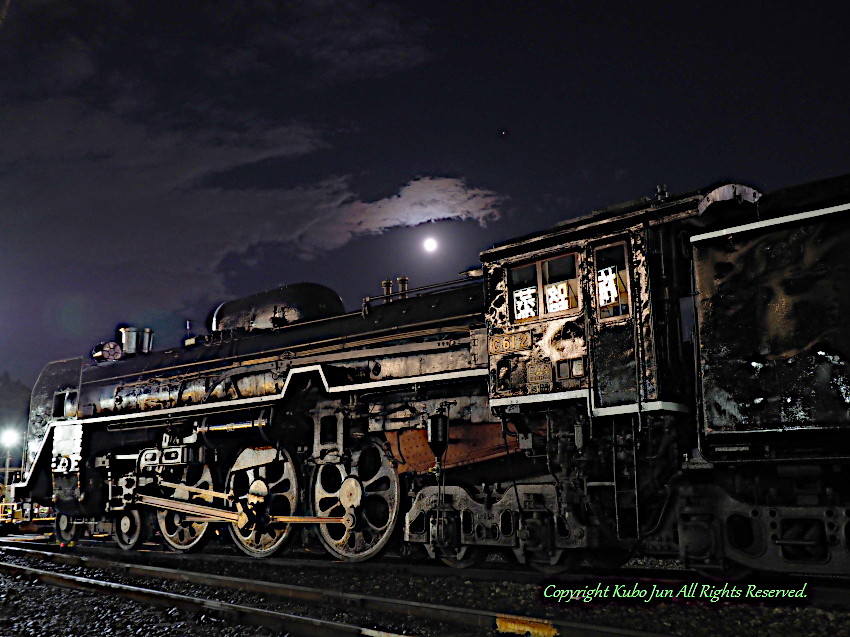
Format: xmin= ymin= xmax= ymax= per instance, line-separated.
xmin=3 ymin=533 xmax=849 ymax=637
xmin=0 ymin=535 xmax=688 ymax=584
xmin=4 ymin=534 xmax=849 ymax=604
xmin=0 ymin=542 xmax=669 ymax=637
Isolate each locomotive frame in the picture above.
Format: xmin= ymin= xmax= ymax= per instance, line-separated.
xmin=12 ymin=173 xmax=850 ymax=576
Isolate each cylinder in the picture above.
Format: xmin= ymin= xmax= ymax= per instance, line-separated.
xmin=381 ymin=279 xmax=394 ymax=302
xmin=118 ymin=327 xmax=154 ymax=355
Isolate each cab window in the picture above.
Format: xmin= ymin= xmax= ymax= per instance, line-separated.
xmin=510 ymin=253 xmax=580 ymax=321
xmin=510 ymin=264 xmax=538 ymax=320
xmin=595 ymin=243 xmax=630 ymax=319
xmin=543 ymin=255 xmax=579 ymax=313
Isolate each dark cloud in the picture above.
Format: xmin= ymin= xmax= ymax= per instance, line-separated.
xmin=275 ymin=0 xmax=431 ymax=84
xmin=0 ymin=0 xmax=459 ymax=299
xmin=2 ymin=0 xmax=430 ymax=96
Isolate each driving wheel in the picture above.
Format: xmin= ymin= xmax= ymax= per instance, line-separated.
xmin=226 ymin=446 xmax=299 ymax=558
xmin=156 ymin=463 xmax=216 ymax=552
xmin=312 ymin=439 xmax=400 ymax=562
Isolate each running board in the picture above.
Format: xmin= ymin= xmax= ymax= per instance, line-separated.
xmin=137 ymin=495 xmax=351 ymax=527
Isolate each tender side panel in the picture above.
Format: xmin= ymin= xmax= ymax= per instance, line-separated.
xmin=694 ymin=213 xmax=850 ymax=434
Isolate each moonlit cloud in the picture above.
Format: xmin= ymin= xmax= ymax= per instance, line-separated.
xmin=294 ymin=176 xmax=501 ymax=256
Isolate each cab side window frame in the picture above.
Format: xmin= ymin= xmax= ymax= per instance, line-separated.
xmin=509 ymin=252 xmax=581 ymax=323
xmin=594 ymin=241 xmax=632 ymax=321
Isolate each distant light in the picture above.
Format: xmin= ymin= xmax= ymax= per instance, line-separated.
xmin=1 ymin=429 xmax=18 ymax=448
xmin=423 ymin=238 xmax=438 ymax=253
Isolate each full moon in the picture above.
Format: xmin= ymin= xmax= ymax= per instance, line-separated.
xmin=423 ymin=237 xmax=438 ymax=252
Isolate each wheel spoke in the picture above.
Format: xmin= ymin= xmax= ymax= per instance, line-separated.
xmin=363 ymin=464 xmax=392 ymax=491
xmin=227 ymin=446 xmax=300 ymax=558
xmin=113 ymin=509 xmax=150 ymax=550
xmin=156 ymin=464 xmax=215 ymax=552
xmin=312 ymin=440 xmax=400 ymax=562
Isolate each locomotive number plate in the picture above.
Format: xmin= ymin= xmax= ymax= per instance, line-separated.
xmin=488 ymin=331 xmax=532 ymax=354
xmin=527 ymin=362 xmax=553 ymax=384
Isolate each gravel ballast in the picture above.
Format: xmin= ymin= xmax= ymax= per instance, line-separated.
xmin=1 ymin=543 xmax=849 ymax=637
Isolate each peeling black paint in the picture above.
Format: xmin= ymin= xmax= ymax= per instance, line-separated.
xmin=696 ymin=216 xmax=850 ymax=431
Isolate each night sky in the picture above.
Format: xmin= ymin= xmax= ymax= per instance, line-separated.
xmin=2 ymin=1 xmax=849 ymax=385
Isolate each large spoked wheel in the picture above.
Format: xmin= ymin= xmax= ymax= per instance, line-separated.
xmin=226 ymin=446 xmax=299 ymax=558
xmin=312 ymin=439 xmax=400 ymax=562
xmin=156 ymin=464 xmax=216 ymax=552
xmin=54 ymin=513 xmax=81 ymax=545
xmin=112 ymin=509 xmax=151 ymax=550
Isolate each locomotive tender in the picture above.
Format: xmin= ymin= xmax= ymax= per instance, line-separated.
xmin=13 ymin=173 xmax=850 ymax=575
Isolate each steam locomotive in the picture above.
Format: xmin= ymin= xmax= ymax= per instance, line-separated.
xmin=13 ymin=173 xmax=850 ymax=576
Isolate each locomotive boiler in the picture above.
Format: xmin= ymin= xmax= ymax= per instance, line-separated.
xmin=12 ymin=173 xmax=850 ymax=576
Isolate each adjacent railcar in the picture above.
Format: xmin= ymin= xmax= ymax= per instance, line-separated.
xmin=12 ymin=174 xmax=850 ymax=576
xmin=681 ymin=175 xmax=850 ymax=574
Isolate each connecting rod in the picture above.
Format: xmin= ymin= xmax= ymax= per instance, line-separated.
xmin=136 ymin=494 xmax=351 ymax=527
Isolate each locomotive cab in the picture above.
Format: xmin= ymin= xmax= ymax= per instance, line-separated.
xmin=481 ymin=183 xmax=761 ymax=563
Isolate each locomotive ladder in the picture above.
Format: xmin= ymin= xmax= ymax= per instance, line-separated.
xmin=612 ymin=415 xmax=640 ymax=539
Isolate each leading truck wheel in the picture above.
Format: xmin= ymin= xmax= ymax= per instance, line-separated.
xmin=54 ymin=513 xmax=80 ymax=545
xmin=312 ymin=440 xmax=400 ymax=562
xmin=226 ymin=446 xmax=300 ymax=558
xmin=112 ymin=509 xmax=151 ymax=550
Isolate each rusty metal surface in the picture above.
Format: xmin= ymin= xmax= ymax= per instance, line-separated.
xmin=73 ymin=282 xmax=484 ymax=421
xmin=26 ymin=358 xmax=83 ymax=462
xmin=385 ymin=421 xmax=519 ymax=474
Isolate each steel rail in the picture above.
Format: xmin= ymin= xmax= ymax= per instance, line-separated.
xmin=0 ymin=544 xmax=668 ymax=637
xmin=0 ymin=558 xmax=403 ymax=637
xmin=0 ymin=536 xmax=682 ymax=584
xmin=6 ymin=538 xmax=850 ymax=612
